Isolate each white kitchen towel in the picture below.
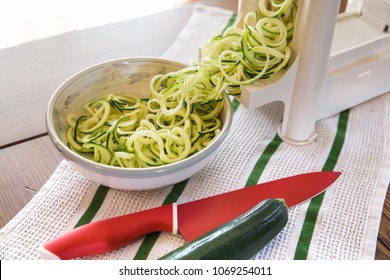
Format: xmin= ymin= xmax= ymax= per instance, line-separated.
xmin=0 ymin=4 xmax=388 ymax=260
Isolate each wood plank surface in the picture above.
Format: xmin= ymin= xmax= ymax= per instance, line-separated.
xmin=0 ymin=136 xmax=62 ymax=228
xmin=0 ymin=4 xmax=194 ymax=147
xmin=375 ymin=186 xmax=390 ymax=259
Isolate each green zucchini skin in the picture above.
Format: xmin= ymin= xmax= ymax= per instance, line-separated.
xmin=159 ymin=198 xmax=288 ymax=260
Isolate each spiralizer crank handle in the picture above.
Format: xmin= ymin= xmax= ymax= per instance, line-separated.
xmin=38 ymin=203 xmax=177 ymax=260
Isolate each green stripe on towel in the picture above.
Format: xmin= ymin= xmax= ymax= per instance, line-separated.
xmin=221 ymin=13 xmax=237 ymax=34
xmin=245 ymin=134 xmax=283 ymax=187
xmin=231 ymin=98 xmax=240 ymax=113
xmin=294 ymin=109 xmax=350 ymax=260
xmin=74 ymin=185 xmax=110 ymax=228
xmin=133 ymin=179 xmax=188 ymax=260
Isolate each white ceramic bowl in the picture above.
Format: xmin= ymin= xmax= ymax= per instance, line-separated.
xmin=46 ymin=57 xmax=232 ymax=190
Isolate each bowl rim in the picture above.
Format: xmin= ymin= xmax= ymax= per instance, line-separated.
xmin=46 ymin=56 xmax=233 ymax=178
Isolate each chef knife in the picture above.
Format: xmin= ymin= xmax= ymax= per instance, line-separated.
xmin=38 ymin=171 xmax=341 ymax=260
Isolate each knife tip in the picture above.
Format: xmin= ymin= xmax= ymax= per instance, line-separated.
xmin=333 ymin=171 xmax=342 ymax=178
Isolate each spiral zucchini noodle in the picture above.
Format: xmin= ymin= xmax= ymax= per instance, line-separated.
xmin=66 ymin=0 xmax=296 ymax=168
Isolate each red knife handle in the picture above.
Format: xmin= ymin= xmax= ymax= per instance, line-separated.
xmin=38 ymin=203 xmax=177 ymax=260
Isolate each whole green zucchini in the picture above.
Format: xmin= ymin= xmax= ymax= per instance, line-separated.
xmin=159 ymin=198 xmax=288 ymax=260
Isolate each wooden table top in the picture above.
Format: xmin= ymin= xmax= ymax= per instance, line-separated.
xmin=0 ymin=1 xmax=388 ymax=260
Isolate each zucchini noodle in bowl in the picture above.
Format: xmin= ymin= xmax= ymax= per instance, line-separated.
xmin=46 ymin=57 xmax=232 ymax=190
